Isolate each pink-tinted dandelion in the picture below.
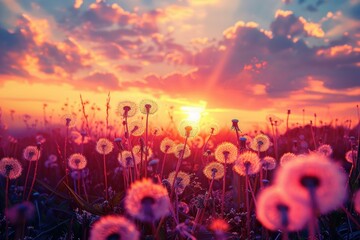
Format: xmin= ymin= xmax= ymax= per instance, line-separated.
xmin=280 ymin=152 xmax=296 ymax=167
xmin=23 ymin=145 xmax=41 ymax=200
xmin=0 ymin=157 xmax=22 ymax=209
xmin=250 ymin=134 xmax=271 ymax=153
xmin=125 ymin=178 xmax=170 ymax=222
xmin=345 ymin=150 xmax=357 ymax=164
xmin=203 ymin=162 xmax=224 ymax=180
xmin=117 ymin=101 xmax=137 ymax=118
xmin=128 ymin=120 xmax=145 ymax=137
xmin=96 ymin=138 xmax=113 ymax=200
xmin=317 ymin=144 xmax=333 ymax=157
xmin=275 ymin=153 xmax=347 ymax=239
xmin=90 ymin=215 xmax=139 ymax=240
xmin=174 ymin=143 xmax=191 ymax=159
xmin=178 ymin=120 xmax=199 ymax=138
xmin=262 ymin=156 xmax=277 ymax=171
xmin=256 ymin=186 xmax=311 ymax=234
xmin=68 ymin=153 xmax=87 ymax=170
xmin=168 ymin=171 xmax=190 ymax=195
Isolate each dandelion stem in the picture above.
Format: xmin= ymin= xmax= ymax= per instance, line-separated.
xmin=27 ymin=150 xmax=40 ymax=201
xmin=144 ymin=112 xmax=149 ymax=178
xmin=221 ymin=159 xmax=227 ymax=218
xmin=102 ymin=153 xmax=108 ymax=201
xmin=23 ymin=161 xmax=32 ymax=200
xmin=245 ymin=173 xmax=250 ymax=237
xmin=5 ymin=176 xmax=9 ymax=210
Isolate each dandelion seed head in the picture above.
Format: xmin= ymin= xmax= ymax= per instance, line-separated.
xmin=23 ymin=146 xmax=41 ymax=161
xmin=160 ymin=138 xmax=176 ymax=154
xmin=256 ymin=186 xmax=311 ymax=231
xmin=190 ymin=136 xmax=204 ymax=149
xmin=214 ymin=142 xmax=238 ymax=164
xmin=90 ymin=215 xmax=139 ymax=240
xmin=128 ymin=121 xmax=145 ymax=136
xmin=174 ymin=143 xmax=191 ymax=159
xmin=233 ymin=151 xmax=261 ymax=176
xmin=168 ymin=171 xmax=191 ymax=194
xmin=203 ymin=161 xmax=224 ymax=180
xmin=250 ymin=134 xmax=271 ymax=152
xmin=0 ymin=157 xmax=22 ymax=179
xmin=61 ymin=113 xmax=77 ymax=127
xmin=125 ymin=178 xmax=170 ymax=222
xmin=117 ymin=101 xmax=137 ymax=118
xmin=133 ymin=145 xmax=152 ymax=158
xmin=68 ymin=153 xmax=87 ymax=170
xmin=139 ymin=99 xmax=158 ymax=114
xmin=280 ymin=152 xmax=296 ymax=167
xmin=178 ymin=120 xmax=199 ymax=138
xmin=118 ymin=151 xmax=140 ymax=168
xmin=317 ymin=144 xmax=333 ymax=157
xmin=275 ymin=153 xmax=347 ymax=214
xmin=262 ymin=156 xmax=277 ymax=170
xmin=96 ymin=138 xmax=114 ymax=155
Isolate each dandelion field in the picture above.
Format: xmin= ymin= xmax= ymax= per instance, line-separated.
xmin=0 ymin=99 xmax=359 ymax=240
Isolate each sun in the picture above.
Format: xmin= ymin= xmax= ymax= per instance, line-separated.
xmin=180 ymin=106 xmax=205 ymax=123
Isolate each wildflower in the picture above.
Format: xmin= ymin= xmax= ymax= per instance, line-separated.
xmin=96 ymin=138 xmax=114 ymax=155
xmin=266 ymin=114 xmax=284 ymax=126
xmin=233 ymin=151 xmax=261 ymax=176
xmin=256 ymin=186 xmax=311 ymax=231
xmin=117 ymin=101 xmax=137 ymax=118
xmin=174 ymin=143 xmax=191 ymax=159
xmin=345 ymin=150 xmax=358 ymax=164
xmin=89 ymin=215 xmax=139 ymax=240
xmin=203 ymin=162 xmax=224 ymax=180
xmin=354 ymin=190 xmax=360 ymax=214
xmin=275 ymin=153 xmax=347 ymax=214
xmin=214 ymin=142 xmax=238 ymax=164
xmin=0 ymin=157 xmax=22 ymax=179
xmin=139 ymin=99 xmax=158 ymax=115
xmin=118 ymin=151 xmax=140 ymax=168
xmin=68 ymin=153 xmax=87 ymax=170
xmin=262 ymin=156 xmax=277 ymax=170
xmin=61 ymin=113 xmax=77 ymax=127
xmin=231 ymin=119 xmax=241 ymax=131
xmin=317 ymin=144 xmax=333 ymax=157
xmin=209 ymin=218 xmax=229 ymax=233
xmin=5 ymin=201 xmax=35 ymax=225
xmin=178 ymin=120 xmax=199 ymax=138
xmin=125 ymin=178 xmax=170 ymax=222
xmin=128 ymin=120 xmax=145 ymax=136
xmin=178 ymin=201 xmax=190 ymax=214
xmin=280 ymin=152 xmax=296 ymax=166
xmin=160 ymin=138 xmax=176 ymax=154
xmin=168 ymin=171 xmax=191 ymax=194
xmin=250 ymin=134 xmax=271 ymax=152
xmin=23 ymin=146 xmax=41 ymax=161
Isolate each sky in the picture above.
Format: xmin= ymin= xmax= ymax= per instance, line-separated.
xmin=0 ymin=0 xmax=359 ymax=131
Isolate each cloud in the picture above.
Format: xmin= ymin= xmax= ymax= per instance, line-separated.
xmin=79 ymin=72 xmax=119 ymax=90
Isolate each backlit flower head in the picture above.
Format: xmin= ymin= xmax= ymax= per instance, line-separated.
xmin=23 ymin=146 xmax=41 ymax=161
xmin=160 ymin=138 xmax=176 ymax=154
xmin=61 ymin=113 xmax=77 ymax=127
xmin=5 ymin=201 xmax=35 ymax=225
xmin=117 ymin=101 xmax=137 ymax=118
xmin=250 ymin=134 xmax=271 ymax=152
xmin=317 ymin=144 xmax=333 ymax=157
xmin=203 ymin=162 xmax=224 ymax=180
xmin=231 ymin=119 xmax=241 ymax=131
xmin=256 ymin=186 xmax=311 ymax=231
xmin=96 ymin=138 xmax=114 ymax=155
xmin=345 ymin=150 xmax=357 ymax=164
xmin=178 ymin=120 xmax=199 ymax=138
xmin=209 ymin=218 xmax=229 ymax=233
xmin=0 ymin=157 xmax=22 ymax=179
xmin=118 ymin=151 xmax=140 ymax=168
xmin=90 ymin=215 xmax=139 ymax=240
xmin=125 ymin=178 xmax=170 ymax=222
xmin=275 ymin=153 xmax=347 ymax=214
xmin=174 ymin=143 xmax=191 ymax=159
xmin=68 ymin=153 xmax=87 ymax=170
xmin=214 ymin=142 xmax=238 ymax=164
xmin=262 ymin=156 xmax=277 ymax=170
xmin=190 ymin=136 xmax=204 ymax=149
xmin=280 ymin=152 xmax=296 ymax=167
xmin=128 ymin=120 xmax=145 ymax=136
xmin=178 ymin=201 xmax=190 ymax=214
xmin=203 ymin=122 xmax=220 ymax=136
xmin=168 ymin=171 xmax=191 ymax=194
xmin=233 ymin=151 xmax=261 ymax=176
xmin=266 ymin=114 xmax=284 ymax=127
xmin=139 ymin=99 xmax=158 ymax=115
xmin=354 ymin=189 xmax=360 ymax=214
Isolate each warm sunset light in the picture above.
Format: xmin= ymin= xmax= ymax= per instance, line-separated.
xmin=0 ymin=0 xmax=359 ymax=239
